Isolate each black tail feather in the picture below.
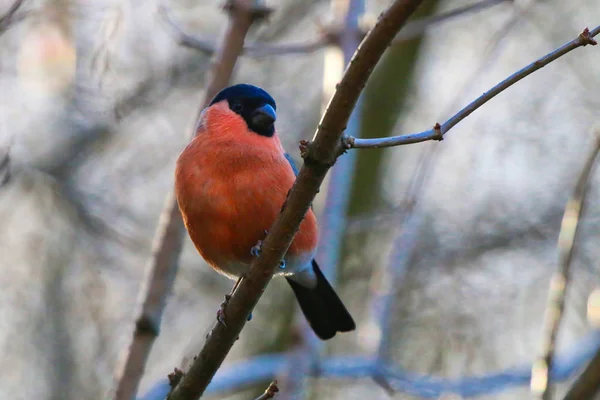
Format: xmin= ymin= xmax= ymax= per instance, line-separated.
xmin=286 ymin=260 xmax=355 ymax=340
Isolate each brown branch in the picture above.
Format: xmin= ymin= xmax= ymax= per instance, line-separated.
xmin=165 ymin=1 xmax=426 ymax=399
xmin=0 ymin=0 xmax=27 ymax=35
xmin=253 ymin=381 xmax=279 ymax=400
xmin=160 ymin=6 xmax=329 ymax=58
xmin=348 ymin=26 xmax=600 ymax=149
xmin=110 ymin=2 xmax=271 ymax=400
xmin=0 ymin=145 xmax=10 ymax=188
xmin=162 ymin=0 xmax=507 ymax=58
xmin=563 ymin=345 xmax=600 ymax=400
xmin=530 ymin=131 xmax=600 ymax=400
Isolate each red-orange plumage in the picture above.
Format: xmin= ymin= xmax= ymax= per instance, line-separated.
xmin=175 ymin=100 xmax=318 ymax=278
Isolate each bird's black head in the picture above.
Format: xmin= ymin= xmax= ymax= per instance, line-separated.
xmin=209 ymin=84 xmax=277 ymax=137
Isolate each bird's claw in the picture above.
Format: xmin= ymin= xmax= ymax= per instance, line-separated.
xmin=217 ymin=294 xmax=231 ymax=327
xmin=250 ymin=240 xmax=263 ymax=257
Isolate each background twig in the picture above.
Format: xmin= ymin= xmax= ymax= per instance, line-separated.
xmin=0 ymin=0 xmax=27 ymax=36
xmin=253 ymin=381 xmax=279 ymax=400
xmin=161 ymin=0 xmax=510 ymax=59
xmin=531 ymin=130 xmax=600 ymax=399
xmin=140 ymin=329 xmax=600 ymax=400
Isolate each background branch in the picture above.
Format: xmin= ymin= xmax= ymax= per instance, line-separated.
xmin=348 ymin=26 xmax=600 ymax=149
xmin=140 ymin=329 xmax=600 ymax=400
xmin=0 ymin=0 xmax=27 ymax=36
xmin=531 ymin=130 xmax=600 ymax=399
xmin=253 ymin=381 xmax=279 ymax=400
xmin=389 ymin=0 xmax=511 ymax=43
xmin=165 ymin=1 xmax=426 ymax=399
xmin=161 ymin=0 xmax=510 ymax=58
xmin=160 ymin=6 xmax=329 ymax=58
xmin=110 ymin=1 xmax=271 ymax=399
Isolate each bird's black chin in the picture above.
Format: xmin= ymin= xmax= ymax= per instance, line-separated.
xmin=250 ymin=103 xmax=276 ymax=137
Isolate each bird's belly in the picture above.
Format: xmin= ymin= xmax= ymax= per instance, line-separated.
xmin=181 ymin=173 xmax=284 ymax=276
xmin=177 ymin=155 xmax=318 ymax=280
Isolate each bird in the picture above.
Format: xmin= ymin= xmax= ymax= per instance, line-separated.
xmin=174 ymin=83 xmax=355 ymax=340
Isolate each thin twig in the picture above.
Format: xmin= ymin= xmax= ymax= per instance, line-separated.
xmin=390 ymin=0 xmax=511 ymax=44
xmin=110 ymin=2 xmax=270 ymax=400
xmin=370 ymin=207 xmax=422 ymax=394
xmin=342 ymin=5 xmax=528 ymax=237
xmin=160 ymin=5 xmax=329 ymax=58
xmin=254 ymin=381 xmax=279 ymax=400
xmin=0 ymin=146 xmax=10 ymax=188
xmin=0 ymin=0 xmax=27 ymax=36
xmin=162 ymin=0 xmax=509 ymax=58
xmin=165 ymin=1 xmax=426 ymax=399
xmin=530 ymin=131 xmax=600 ymax=400
xmin=141 ymin=330 xmax=600 ymax=400
xmin=348 ymin=26 xmax=600 ymax=149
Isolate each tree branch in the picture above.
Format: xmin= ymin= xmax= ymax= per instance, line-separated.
xmin=389 ymin=0 xmax=511 ymax=44
xmin=531 ymin=131 xmax=600 ymax=400
xmin=140 ymin=329 xmax=600 ymax=400
xmin=0 ymin=145 xmax=10 ymax=188
xmin=160 ymin=5 xmax=329 ymax=58
xmin=253 ymin=381 xmax=279 ymax=400
xmin=161 ymin=0 xmax=509 ymax=58
xmin=0 ymin=0 xmax=27 ymax=36
xmin=370 ymin=207 xmax=422 ymax=394
xmin=347 ymin=26 xmax=600 ymax=149
xmin=165 ymin=1 xmax=426 ymax=399
xmin=110 ymin=2 xmax=270 ymax=400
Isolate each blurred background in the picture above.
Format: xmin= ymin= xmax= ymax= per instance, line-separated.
xmin=0 ymin=0 xmax=599 ymax=399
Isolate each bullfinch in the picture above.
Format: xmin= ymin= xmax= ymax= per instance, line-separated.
xmin=174 ymin=84 xmax=355 ymax=340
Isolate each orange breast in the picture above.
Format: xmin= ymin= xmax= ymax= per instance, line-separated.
xmin=174 ymin=104 xmax=318 ymax=278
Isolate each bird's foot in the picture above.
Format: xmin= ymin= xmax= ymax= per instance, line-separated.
xmin=250 ymin=230 xmax=269 ymax=257
xmin=250 ymin=240 xmax=263 ymax=257
xmin=217 ymin=294 xmax=232 ymax=327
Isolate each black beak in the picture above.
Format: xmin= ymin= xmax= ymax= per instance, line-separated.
xmin=251 ymin=104 xmax=276 ymax=131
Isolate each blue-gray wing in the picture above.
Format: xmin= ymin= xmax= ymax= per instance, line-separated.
xmin=284 ymin=152 xmax=311 ymax=209
xmin=284 ymin=153 xmax=299 ymax=177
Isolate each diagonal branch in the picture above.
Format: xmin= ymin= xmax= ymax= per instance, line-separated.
xmin=253 ymin=381 xmax=279 ymax=400
xmin=0 ymin=145 xmax=10 ymax=188
xmin=0 ymin=0 xmax=28 ymax=36
xmin=347 ymin=26 xmax=600 ymax=149
xmin=530 ymin=130 xmax=600 ymax=400
xmin=165 ymin=1 xmax=427 ymax=399
xmin=109 ymin=2 xmax=271 ymax=400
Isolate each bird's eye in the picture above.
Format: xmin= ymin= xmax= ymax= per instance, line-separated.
xmin=231 ymin=102 xmax=243 ymax=112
